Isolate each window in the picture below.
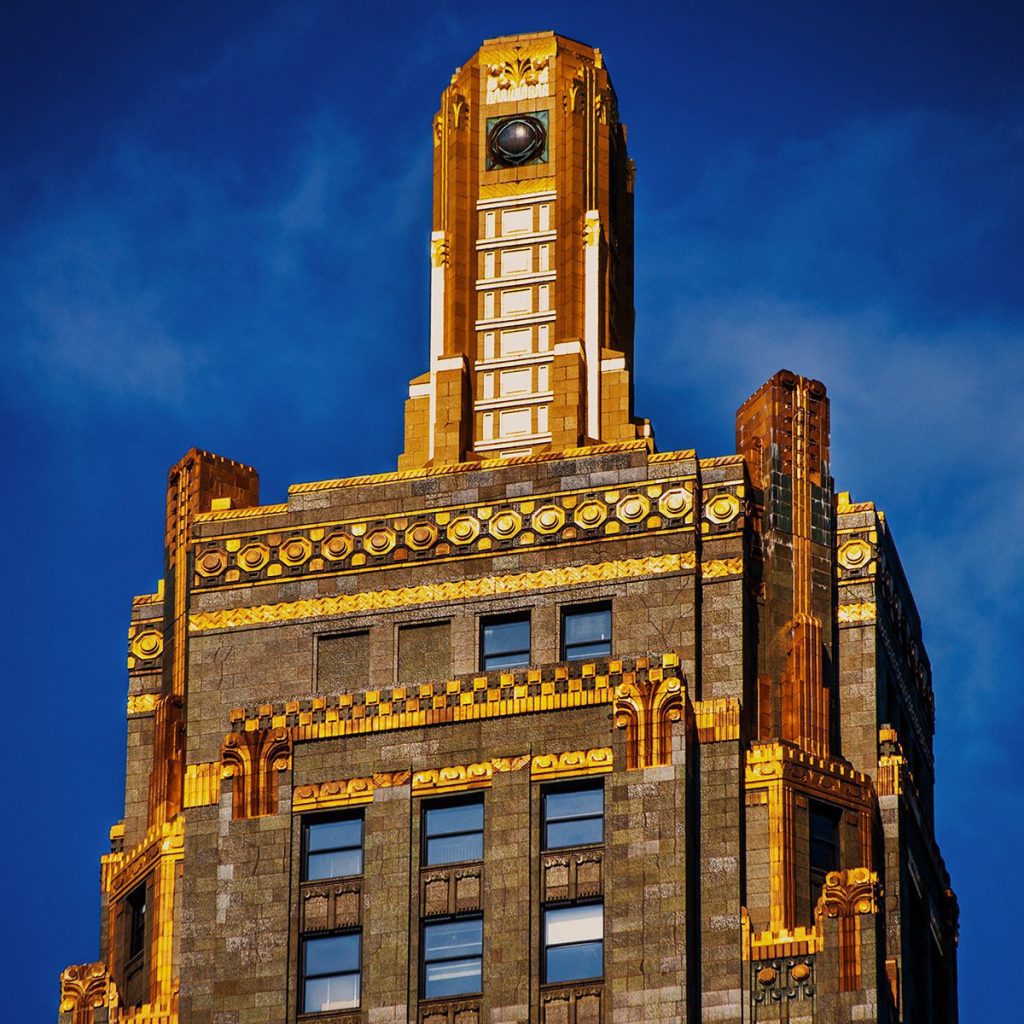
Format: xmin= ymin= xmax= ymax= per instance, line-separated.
xmin=398 ymin=621 xmax=451 ymax=686
xmin=422 ymin=917 xmax=483 ymax=998
xmin=809 ymin=801 xmax=841 ymax=895
xmin=543 ymin=781 xmax=604 ymax=849
xmin=544 ymin=903 xmax=603 ymax=983
xmin=480 ymin=613 xmax=530 ymax=670
xmin=302 ymin=932 xmax=361 ymax=1012
xmin=423 ymin=796 xmax=484 ymax=866
xmin=561 ymin=604 xmax=611 ymax=661
xmin=317 ymin=631 xmax=370 ymax=693
xmin=304 ymin=813 xmax=364 ymax=881
xmin=122 ymin=882 xmax=148 ymax=1006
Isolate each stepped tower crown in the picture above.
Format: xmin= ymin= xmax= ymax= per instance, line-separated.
xmin=400 ymin=32 xmax=651 ymax=468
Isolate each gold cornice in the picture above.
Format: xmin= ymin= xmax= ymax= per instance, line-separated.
xmin=412 ymin=756 xmax=530 ymax=796
xmin=190 ymin=553 xmax=696 ymax=633
xmin=290 ymin=441 xmax=659 ymax=494
xmin=194 ymin=502 xmax=288 ymax=523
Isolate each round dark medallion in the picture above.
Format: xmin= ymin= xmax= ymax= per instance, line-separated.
xmin=488 ymin=115 xmax=546 ymax=168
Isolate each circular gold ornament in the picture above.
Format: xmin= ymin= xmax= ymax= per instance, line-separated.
xmin=446 ymin=516 xmax=481 ymax=545
xmin=838 ymin=538 xmax=872 ymax=571
xmin=237 ymin=543 xmax=270 ymax=572
xmin=364 ymin=527 xmax=397 ymax=556
xmin=131 ymin=629 xmax=164 ymax=660
xmin=195 ymin=549 xmax=228 ymax=577
xmin=658 ymin=488 xmax=693 ymax=518
xmin=615 ymin=494 xmax=651 ymax=524
xmin=489 ymin=509 xmax=523 ymax=540
xmin=279 ymin=536 xmax=312 ymax=566
xmin=405 ymin=522 xmax=439 ymax=551
xmin=573 ymin=499 xmax=608 ymax=530
xmin=705 ymin=492 xmax=741 ymax=525
xmin=321 ymin=532 xmax=354 ymax=561
xmin=532 ymin=505 xmax=565 ymax=534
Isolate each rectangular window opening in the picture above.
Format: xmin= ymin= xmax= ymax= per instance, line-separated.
xmin=561 ymin=603 xmax=612 ymax=661
xmin=480 ymin=613 xmax=531 ymax=671
xmin=423 ymin=795 xmax=484 ymax=866
xmin=422 ymin=916 xmax=483 ymax=999
xmin=543 ymin=903 xmax=603 ymax=984
xmin=302 ymin=932 xmax=361 ymax=1013
xmin=543 ymin=780 xmax=604 ymax=850
xmin=304 ymin=812 xmax=364 ymax=881
xmin=809 ymin=801 xmax=841 ymax=897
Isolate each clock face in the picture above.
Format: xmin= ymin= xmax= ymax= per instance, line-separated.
xmin=487 ymin=112 xmax=548 ymax=169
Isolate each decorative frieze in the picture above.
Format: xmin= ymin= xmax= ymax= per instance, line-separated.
xmin=191 ymin=477 xmax=697 ymax=592
xmin=190 ymin=554 xmax=696 ymax=633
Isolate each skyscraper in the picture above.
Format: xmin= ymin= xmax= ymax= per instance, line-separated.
xmin=58 ymin=32 xmax=957 ymax=1024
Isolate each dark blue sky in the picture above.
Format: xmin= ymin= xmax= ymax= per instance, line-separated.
xmin=3 ymin=2 xmax=1021 ymax=1019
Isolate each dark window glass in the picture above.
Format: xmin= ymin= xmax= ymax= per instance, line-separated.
xmin=481 ymin=614 xmax=530 ymax=670
xmin=424 ymin=797 xmax=484 ymax=865
xmin=809 ymin=802 xmax=841 ymax=895
xmin=305 ymin=814 xmax=364 ymax=881
xmin=544 ymin=903 xmax=603 ymax=983
xmin=122 ymin=882 xmax=148 ymax=1007
xmin=543 ymin=781 xmax=604 ymax=849
xmin=562 ymin=604 xmax=611 ymax=661
xmin=127 ymin=884 xmax=147 ymax=960
xmin=302 ymin=932 xmax=361 ymax=1012
xmin=422 ymin=917 xmax=483 ymax=998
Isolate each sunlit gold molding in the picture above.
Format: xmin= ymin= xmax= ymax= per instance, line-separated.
xmin=478 ymin=177 xmax=556 ymax=199
xmin=692 ymin=698 xmax=741 ymax=743
xmin=101 ymin=817 xmax=185 ymax=900
xmin=412 ymin=756 xmax=530 ymax=796
xmin=743 ymin=917 xmax=823 ymax=962
xmin=95 ymin=816 xmax=184 ymax=1021
xmin=294 ymin=771 xmax=412 ymax=811
xmin=59 ymin=962 xmax=119 ymax=1024
xmin=127 ymin=693 xmax=160 ymax=717
xmin=815 ymin=867 xmax=883 ymax=992
xmin=613 ymin=658 xmax=685 ymax=769
xmin=701 ymin=557 xmax=744 ymax=580
xmin=290 ymin=440 xmax=658 ymax=493
xmin=531 ymin=748 xmax=612 ymax=780
xmin=746 ymin=743 xmax=873 ymax=933
xmin=183 ymin=761 xmax=222 ymax=808
xmin=221 ymin=727 xmax=292 ymax=819
xmin=127 ymin=624 xmax=163 ymax=671
xmin=838 ymin=602 xmax=877 ymax=624
xmin=190 ymin=553 xmax=696 ymax=633
xmin=192 ymin=474 xmax=696 ymax=592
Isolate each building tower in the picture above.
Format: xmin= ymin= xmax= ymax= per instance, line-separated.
xmin=58 ymin=32 xmax=958 ymax=1024
xmin=400 ymin=33 xmax=649 ymax=466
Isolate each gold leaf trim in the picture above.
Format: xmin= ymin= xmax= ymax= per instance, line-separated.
xmin=838 ymin=602 xmax=876 ymax=624
xmin=530 ymin=747 xmax=612 ymax=780
xmin=190 ymin=553 xmax=696 ymax=633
